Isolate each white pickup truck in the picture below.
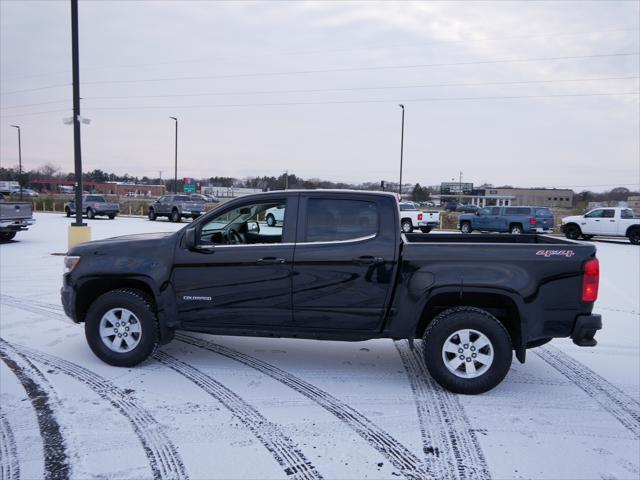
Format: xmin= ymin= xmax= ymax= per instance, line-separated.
xmin=562 ymin=207 xmax=639 ymax=244
xmin=399 ymin=202 xmax=440 ymax=233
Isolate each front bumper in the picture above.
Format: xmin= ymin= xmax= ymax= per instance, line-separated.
xmin=60 ymin=281 xmax=78 ymax=322
xmin=571 ymin=313 xmax=602 ymax=347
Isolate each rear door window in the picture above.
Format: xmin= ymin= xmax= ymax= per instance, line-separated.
xmin=601 ymin=209 xmax=615 ymax=218
xmin=305 ymin=199 xmax=378 ymax=242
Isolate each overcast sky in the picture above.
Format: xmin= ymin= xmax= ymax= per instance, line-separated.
xmin=1 ymin=0 xmax=639 ymax=191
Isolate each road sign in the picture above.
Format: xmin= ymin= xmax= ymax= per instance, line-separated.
xmin=183 ymin=177 xmax=196 ymax=193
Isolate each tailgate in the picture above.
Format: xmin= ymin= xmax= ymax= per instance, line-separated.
xmin=0 ymin=202 xmax=32 ymax=220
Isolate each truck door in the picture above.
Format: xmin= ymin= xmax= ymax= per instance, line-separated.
xmin=599 ymin=209 xmax=617 ymax=235
xmin=475 ymin=207 xmax=493 ymax=230
xmin=172 ymin=195 xmax=298 ymax=330
xmin=291 ymin=194 xmax=398 ymax=332
xmin=582 ymin=209 xmax=605 ymax=234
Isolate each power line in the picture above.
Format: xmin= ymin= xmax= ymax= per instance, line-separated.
xmin=80 ymin=75 xmax=639 ymax=102
xmin=0 ymin=83 xmax=70 ymax=96
xmin=4 ymin=26 xmax=638 ymax=82
xmin=78 ymin=52 xmax=639 ymax=87
xmin=2 ymin=91 xmax=637 ymax=119
xmin=3 ymin=75 xmax=638 ymax=110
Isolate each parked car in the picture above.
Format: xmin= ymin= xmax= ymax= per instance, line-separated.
xmin=66 ymin=195 xmax=120 ymax=219
xmin=148 ymin=195 xmax=204 ymax=222
xmin=189 ymin=193 xmax=211 ymax=203
xmin=456 ymin=204 xmax=479 ymax=214
xmin=399 ymin=202 xmax=439 ymax=233
xmin=61 ymin=190 xmax=601 ymax=394
xmin=459 ymin=206 xmax=554 ymax=234
xmin=9 ymin=188 xmax=39 ymax=198
xmin=444 ymin=202 xmax=463 ymax=212
xmin=0 ymin=197 xmax=35 ymax=241
xmin=562 ymin=207 xmax=639 ymax=244
xmin=265 ymin=205 xmax=285 ymax=226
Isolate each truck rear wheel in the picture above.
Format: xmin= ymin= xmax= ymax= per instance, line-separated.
xmin=509 ymin=224 xmax=522 ymax=235
xmin=266 ymin=213 xmax=276 ymax=226
xmin=419 ymin=227 xmax=432 ymax=234
xmin=422 ymin=306 xmax=512 ymax=394
xmin=629 ymin=229 xmax=640 ymax=245
xmin=401 ymin=220 xmax=413 ymax=233
xmin=0 ymin=231 xmax=17 ymax=241
xmin=85 ymin=289 xmax=160 ymax=367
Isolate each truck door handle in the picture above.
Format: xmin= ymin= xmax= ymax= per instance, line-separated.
xmin=353 ymin=255 xmax=384 ymax=265
xmin=257 ymin=257 xmax=286 ymax=265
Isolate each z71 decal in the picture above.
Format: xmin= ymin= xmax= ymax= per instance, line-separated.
xmin=536 ymin=249 xmax=575 ymax=258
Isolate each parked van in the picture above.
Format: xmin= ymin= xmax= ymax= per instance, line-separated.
xmin=458 ymin=206 xmax=554 ymax=234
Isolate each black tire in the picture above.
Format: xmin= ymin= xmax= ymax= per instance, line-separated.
xmin=629 ymin=229 xmax=640 ymax=245
xmin=460 ymin=222 xmax=472 ymax=234
xmin=0 ymin=231 xmax=17 ymax=241
xmin=84 ymin=288 xmax=160 ymax=367
xmin=419 ymin=227 xmax=432 ymax=234
xmin=422 ymin=306 xmax=513 ymax=394
xmin=65 ymin=207 xmax=71 ymax=218
xmin=148 ymin=208 xmax=157 ymax=221
xmin=170 ymin=209 xmax=181 ymax=223
xmin=86 ymin=208 xmax=95 ymax=219
xmin=564 ymin=224 xmax=581 ymax=240
xmin=401 ymin=219 xmax=413 ymax=233
xmin=509 ymin=224 xmax=522 ymax=235
xmin=108 ymin=214 xmax=116 ymax=220
xmin=581 ymin=235 xmax=594 ymax=240
xmin=266 ymin=213 xmax=276 ymax=227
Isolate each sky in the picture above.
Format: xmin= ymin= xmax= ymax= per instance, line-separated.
xmin=1 ymin=0 xmax=639 ymax=191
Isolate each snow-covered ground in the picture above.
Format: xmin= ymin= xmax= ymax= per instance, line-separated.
xmin=1 ymin=213 xmax=638 ymax=480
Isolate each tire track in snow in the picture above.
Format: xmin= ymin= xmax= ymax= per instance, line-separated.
xmin=12 ymin=343 xmax=189 ymax=480
xmin=0 ymin=294 xmax=68 ymax=323
xmin=394 ymin=340 xmax=491 ymax=480
xmin=534 ymin=344 xmax=640 ymax=438
xmin=0 ymin=339 xmax=70 ymax=480
xmin=154 ymin=351 xmax=322 ymax=480
xmin=176 ymin=333 xmax=429 ymax=480
xmin=0 ymin=404 xmax=21 ymax=480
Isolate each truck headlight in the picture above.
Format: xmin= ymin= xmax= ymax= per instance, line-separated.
xmin=64 ymin=256 xmax=81 ymax=273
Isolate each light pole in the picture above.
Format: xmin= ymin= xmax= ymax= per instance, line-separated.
xmin=10 ymin=125 xmax=22 ymax=200
xmin=170 ymin=117 xmax=178 ymax=193
xmin=398 ymin=104 xmax=405 ymax=197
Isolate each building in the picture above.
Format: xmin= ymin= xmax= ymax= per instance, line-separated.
xmin=437 ymin=182 xmax=573 ymax=207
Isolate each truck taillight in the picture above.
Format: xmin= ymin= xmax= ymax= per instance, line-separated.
xmin=582 ymin=259 xmax=599 ymax=302
xmin=530 ymin=217 xmax=536 ymax=225
xmin=418 ymin=213 xmax=423 ymax=221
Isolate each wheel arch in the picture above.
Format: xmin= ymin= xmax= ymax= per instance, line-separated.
xmin=415 ymin=289 xmax=525 ymax=362
xmin=75 ymin=276 xmax=174 ymax=344
xmin=625 ymin=224 xmax=640 ymax=237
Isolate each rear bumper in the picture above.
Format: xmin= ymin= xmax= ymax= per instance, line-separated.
xmin=417 ymin=221 xmax=439 ymax=227
xmin=571 ymin=313 xmax=602 ymax=347
xmin=0 ymin=218 xmax=35 ymax=231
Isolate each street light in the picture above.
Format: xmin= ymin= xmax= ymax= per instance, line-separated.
xmin=170 ymin=116 xmax=178 ymax=194
xmin=398 ymin=104 xmax=405 ymax=197
xmin=10 ymin=125 xmax=22 ymax=200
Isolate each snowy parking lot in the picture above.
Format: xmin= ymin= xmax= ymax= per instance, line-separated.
xmin=1 ymin=213 xmax=638 ymax=480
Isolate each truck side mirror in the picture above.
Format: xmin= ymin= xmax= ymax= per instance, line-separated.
xmin=185 ymin=227 xmax=197 ymax=249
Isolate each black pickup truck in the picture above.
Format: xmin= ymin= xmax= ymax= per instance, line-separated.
xmin=61 ymin=190 xmax=602 ymax=394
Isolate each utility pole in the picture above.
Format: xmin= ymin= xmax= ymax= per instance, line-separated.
xmin=10 ymin=125 xmax=22 ymax=200
xmin=459 ymin=171 xmax=463 ymax=203
xmin=284 ymin=170 xmax=288 ymax=190
xmin=398 ymin=104 xmax=405 ymax=197
xmin=71 ymin=0 xmax=84 ymax=228
xmin=170 ymin=117 xmax=178 ymax=193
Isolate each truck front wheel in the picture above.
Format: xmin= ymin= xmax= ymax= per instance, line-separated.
xmin=422 ymin=307 xmax=512 ymax=394
xmin=86 ymin=208 xmax=95 ymax=219
xmin=460 ymin=222 xmax=472 ymax=234
xmin=85 ymin=289 xmax=160 ymax=367
xmin=148 ymin=209 xmax=157 ymax=221
xmin=170 ymin=209 xmax=181 ymax=223
xmin=65 ymin=207 xmax=71 ymax=218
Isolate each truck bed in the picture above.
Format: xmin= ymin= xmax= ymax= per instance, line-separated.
xmin=404 ymin=233 xmax=574 ymax=244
